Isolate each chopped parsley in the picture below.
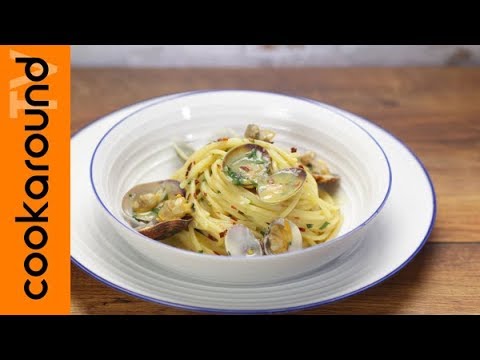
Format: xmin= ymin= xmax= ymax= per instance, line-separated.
xmin=246 ymin=149 xmax=258 ymax=159
xmin=198 ymin=250 xmax=204 ymax=253
xmin=306 ymin=224 xmax=313 ymax=229
xmin=246 ymin=149 xmax=267 ymax=164
xmin=224 ymin=166 xmax=244 ymax=185
xmin=320 ymin=221 xmax=330 ymax=230
xmin=227 ymin=251 xmax=231 ymax=256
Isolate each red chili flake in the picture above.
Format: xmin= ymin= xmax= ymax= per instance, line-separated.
xmin=195 ymin=179 xmax=200 ymax=185
xmin=216 ymin=137 xmax=229 ymax=142
xmin=229 ymin=215 xmax=238 ymax=221
xmin=299 ymin=164 xmax=305 ymax=169
xmin=213 ymin=251 xmax=221 ymax=255
xmin=203 ymin=192 xmax=207 ymax=197
xmin=185 ymin=162 xmax=193 ymax=177
xmin=194 ymin=189 xmax=200 ymax=199
xmin=219 ymin=230 xmax=227 ymax=238
xmin=291 ymin=147 xmax=297 ymax=153
xmin=207 ymin=234 xmax=218 ymax=242
xmin=231 ymin=205 xmax=237 ymax=210
xmin=299 ymin=227 xmax=306 ymax=232
xmin=294 ymin=216 xmax=300 ymax=220
xmin=238 ymin=210 xmax=245 ymax=216
xmin=239 ymin=165 xmax=251 ymax=171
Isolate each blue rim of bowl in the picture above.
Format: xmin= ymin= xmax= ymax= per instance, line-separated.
xmin=88 ymin=90 xmax=392 ymax=262
xmin=70 ymin=90 xmax=437 ymax=314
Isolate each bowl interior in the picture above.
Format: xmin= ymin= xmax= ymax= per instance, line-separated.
xmin=91 ymin=91 xmax=390 ymax=243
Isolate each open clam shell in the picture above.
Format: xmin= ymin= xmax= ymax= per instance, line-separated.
xmin=122 ymin=180 xmax=184 ymax=218
xmin=122 ymin=179 xmax=191 ymax=240
xmin=257 ymin=167 xmax=306 ymax=203
xmin=138 ymin=217 xmax=192 ymax=240
xmin=264 ymin=218 xmax=302 ymax=255
xmin=222 ymin=144 xmax=272 ymax=187
xmin=225 ymin=224 xmax=264 ymax=257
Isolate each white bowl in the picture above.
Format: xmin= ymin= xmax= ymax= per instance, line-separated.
xmin=90 ymin=90 xmax=391 ymax=285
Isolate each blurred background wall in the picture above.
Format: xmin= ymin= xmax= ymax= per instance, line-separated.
xmin=71 ymin=45 xmax=480 ymax=67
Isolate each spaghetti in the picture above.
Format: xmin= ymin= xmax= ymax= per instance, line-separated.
xmin=164 ymin=136 xmax=342 ymax=255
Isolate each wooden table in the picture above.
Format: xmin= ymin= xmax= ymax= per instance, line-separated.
xmin=71 ymin=68 xmax=480 ymax=315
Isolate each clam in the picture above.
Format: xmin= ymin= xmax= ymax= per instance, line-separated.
xmin=224 ymin=224 xmax=263 ymax=257
xmin=137 ymin=217 xmax=192 ymax=240
xmin=244 ymin=124 xmax=276 ymax=143
xmin=257 ymin=167 xmax=306 ymax=203
xmin=122 ymin=179 xmax=192 ymax=240
xmin=299 ymin=150 xmax=340 ymax=185
xmin=222 ymin=144 xmax=272 ymax=187
xmin=264 ymin=218 xmax=302 ymax=255
xmin=313 ymin=173 xmax=340 ymax=185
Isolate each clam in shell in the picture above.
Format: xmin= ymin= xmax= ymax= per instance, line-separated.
xmin=264 ymin=218 xmax=302 ymax=255
xmin=257 ymin=167 xmax=306 ymax=203
xmin=225 ymin=224 xmax=263 ymax=257
xmin=122 ymin=179 xmax=192 ymax=241
xmin=223 ymin=144 xmax=272 ymax=187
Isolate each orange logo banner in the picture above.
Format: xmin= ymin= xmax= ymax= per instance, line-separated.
xmin=0 ymin=46 xmax=70 ymax=314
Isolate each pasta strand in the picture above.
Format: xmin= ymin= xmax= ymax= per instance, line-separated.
xmin=167 ymin=137 xmax=342 ymax=254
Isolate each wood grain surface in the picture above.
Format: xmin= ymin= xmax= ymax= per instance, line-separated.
xmin=71 ymin=67 xmax=480 ymax=314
